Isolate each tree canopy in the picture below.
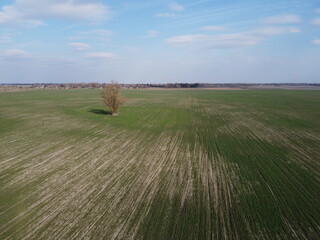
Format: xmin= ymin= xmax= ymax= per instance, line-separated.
xmin=101 ymin=82 xmax=126 ymax=116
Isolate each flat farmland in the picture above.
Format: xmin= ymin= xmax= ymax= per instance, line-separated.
xmin=0 ymin=89 xmax=319 ymax=239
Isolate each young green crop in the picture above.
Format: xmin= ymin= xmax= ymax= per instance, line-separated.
xmin=0 ymin=89 xmax=319 ymax=239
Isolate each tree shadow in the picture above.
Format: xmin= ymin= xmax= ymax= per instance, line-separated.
xmin=88 ymin=109 xmax=112 ymax=115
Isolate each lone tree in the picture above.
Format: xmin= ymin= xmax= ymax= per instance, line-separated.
xmin=101 ymin=82 xmax=126 ymax=116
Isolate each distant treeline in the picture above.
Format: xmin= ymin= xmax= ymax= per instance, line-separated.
xmin=1 ymin=82 xmax=319 ymax=90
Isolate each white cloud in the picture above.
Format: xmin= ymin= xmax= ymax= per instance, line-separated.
xmin=154 ymin=13 xmax=177 ymax=18
xmin=67 ymin=36 xmax=85 ymax=40
xmin=311 ymin=39 xmax=320 ymax=45
xmin=263 ymin=14 xmax=301 ymax=24
xmin=85 ymin=52 xmax=117 ymax=59
xmin=0 ymin=0 xmax=109 ymax=27
xmin=165 ymin=26 xmax=300 ymax=48
xmin=169 ymin=3 xmax=185 ymax=12
xmin=201 ymin=25 xmax=227 ymax=31
xmin=165 ymin=34 xmax=210 ymax=46
xmin=0 ymin=35 xmax=12 ymax=43
xmin=69 ymin=42 xmax=91 ymax=51
xmin=253 ymin=26 xmax=300 ymax=36
xmin=124 ymin=46 xmax=141 ymax=55
xmin=70 ymin=29 xmax=113 ymax=42
xmin=0 ymin=31 xmax=20 ymax=43
xmin=311 ymin=18 xmax=320 ymax=26
xmin=79 ymin=29 xmax=113 ymax=37
xmin=145 ymin=30 xmax=159 ymax=38
xmin=1 ymin=49 xmax=32 ymax=58
xmin=78 ymin=29 xmax=113 ymax=41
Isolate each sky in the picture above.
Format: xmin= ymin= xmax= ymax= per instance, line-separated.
xmin=0 ymin=0 xmax=320 ymax=84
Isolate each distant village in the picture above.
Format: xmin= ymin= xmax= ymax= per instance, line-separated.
xmin=1 ymin=82 xmax=319 ymax=91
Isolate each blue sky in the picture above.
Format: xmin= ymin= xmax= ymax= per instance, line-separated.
xmin=0 ymin=0 xmax=320 ymax=83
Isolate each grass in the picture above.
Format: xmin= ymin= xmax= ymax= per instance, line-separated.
xmin=0 ymin=89 xmax=319 ymax=239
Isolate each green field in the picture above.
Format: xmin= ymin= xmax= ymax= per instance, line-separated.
xmin=0 ymin=89 xmax=319 ymax=239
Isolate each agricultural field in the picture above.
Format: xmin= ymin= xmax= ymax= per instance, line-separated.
xmin=0 ymin=89 xmax=319 ymax=239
